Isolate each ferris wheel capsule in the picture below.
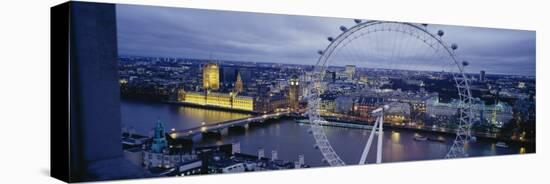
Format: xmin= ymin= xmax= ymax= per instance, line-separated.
xmin=308 ymin=22 xmax=473 ymax=164
xmin=451 ymin=43 xmax=458 ymax=50
xmin=437 ymin=30 xmax=445 ymax=37
xmin=339 ymin=26 xmax=348 ymax=32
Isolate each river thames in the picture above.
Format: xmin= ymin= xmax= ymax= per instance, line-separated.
xmin=121 ymin=99 xmax=533 ymax=167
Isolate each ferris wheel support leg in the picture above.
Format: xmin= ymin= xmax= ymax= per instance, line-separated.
xmin=359 ymin=119 xmax=379 ymax=165
xmin=376 ymin=115 xmax=383 ymax=164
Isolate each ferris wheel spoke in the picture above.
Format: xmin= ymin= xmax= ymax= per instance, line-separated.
xmin=309 ymin=21 xmax=474 ymax=165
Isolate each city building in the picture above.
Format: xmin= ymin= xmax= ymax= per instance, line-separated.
xmin=140 ymin=121 xmax=198 ymax=169
xmin=404 ymin=79 xmax=425 ymax=87
xmin=319 ymin=93 xmax=338 ymax=115
xmin=345 ymin=65 xmax=356 ymax=80
xmin=289 ymin=75 xmax=300 ymax=112
xmin=178 ymin=159 xmax=203 ymax=176
xmin=426 ymin=98 xmax=513 ymax=125
xmin=255 ymin=93 xmax=290 ymax=113
xmin=383 ymin=91 xmax=436 ymax=113
xmin=235 ymin=72 xmax=244 ymax=93
xmin=335 ymin=96 xmax=354 ymax=114
xmin=324 ymin=70 xmax=336 ymax=83
xmin=238 ymin=68 xmax=253 ymax=84
xmin=480 ymin=70 xmax=486 ymax=82
xmin=221 ymin=66 xmax=237 ymax=88
xmin=359 ymin=75 xmax=369 ymax=83
xmin=122 ymin=132 xmax=150 ymax=167
xmin=143 ymin=149 xmax=197 ymax=169
xmin=179 ymin=91 xmax=254 ymax=112
xmin=151 ymin=120 xmax=168 ymax=153
xmin=231 ymin=93 xmax=255 ymax=111
xmin=177 ymin=88 xmax=186 ymax=102
xmin=206 ymin=92 xmax=233 ymax=108
xmin=203 ymin=62 xmax=220 ymax=90
xmin=355 ymin=96 xmax=385 ymax=119
xmin=384 ymin=102 xmax=411 ymax=124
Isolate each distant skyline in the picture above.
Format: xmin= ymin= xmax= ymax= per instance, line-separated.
xmin=116 ymin=4 xmax=536 ymax=76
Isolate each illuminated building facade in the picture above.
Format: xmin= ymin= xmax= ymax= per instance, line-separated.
xmin=203 ymin=63 xmax=220 ymax=90
xmin=320 ymin=98 xmax=336 ymax=114
xmin=383 ymin=102 xmax=411 ymax=125
xmin=180 ymin=91 xmax=254 ymax=112
xmin=206 ymin=92 xmax=233 ymax=108
xmin=289 ymin=75 xmax=300 ymax=111
xmin=231 ymin=94 xmax=254 ymax=111
xmin=177 ymin=88 xmax=186 ymax=102
xmin=255 ymin=93 xmax=290 ymax=113
xmin=319 ymin=93 xmax=337 ymax=115
xmin=359 ymin=75 xmax=369 ymax=83
xmin=183 ymin=91 xmax=208 ymax=105
xmin=355 ymin=96 xmax=385 ymax=120
xmin=409 ymin=100 xmax=428 ymax=113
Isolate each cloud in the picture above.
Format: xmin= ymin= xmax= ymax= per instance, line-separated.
xmin=116 ymin=4 xmax=535 ymax=76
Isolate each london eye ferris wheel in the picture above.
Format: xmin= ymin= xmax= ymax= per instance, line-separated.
xmin=306 ymin=20 xmax=474 ymax=166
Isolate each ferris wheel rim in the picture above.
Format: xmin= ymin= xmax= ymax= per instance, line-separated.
xmin=308 ymin=20 xmax=474 ymax=166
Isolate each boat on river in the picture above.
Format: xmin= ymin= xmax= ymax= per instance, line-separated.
xmin=496 ymin=141 xmax=509 ymax=148
xmin=414 ymin=135 xmax=428 ymax=141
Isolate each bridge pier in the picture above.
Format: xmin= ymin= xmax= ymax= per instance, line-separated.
xmin=249 ymin=120 xmax=264 ymax=128
xmin=190 ymin=133 xmax=203 ymax=142
xmin=228 ymin=125 xmax=246 ymax=134
xmin=220 ymin=128 xmax=229 ymax=136
xmin=202 ymin=131 xmax=221 ymax=139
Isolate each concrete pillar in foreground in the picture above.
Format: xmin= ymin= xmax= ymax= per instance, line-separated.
xmin=51 ymin=2 xmax=149 ymax=182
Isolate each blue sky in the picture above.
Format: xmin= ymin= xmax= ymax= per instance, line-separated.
xmin=116 ymin=4 xmax=536 ymax=76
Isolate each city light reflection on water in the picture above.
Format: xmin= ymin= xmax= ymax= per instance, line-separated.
xmin=122 ymin=100 xmax=534 ymax=167
xmin=121 ymin=100 xmax=252 ymax=135
xmin=520 ymin=147 xmax=526 ymax=154
xmin=177 ymin=105 xmax=251 ymax=125
xmin=391 ymin=131 xmax=400 ymax=143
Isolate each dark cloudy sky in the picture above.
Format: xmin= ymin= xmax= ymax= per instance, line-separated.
xmin=116 ymin=4 xmax=536 ymax=76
